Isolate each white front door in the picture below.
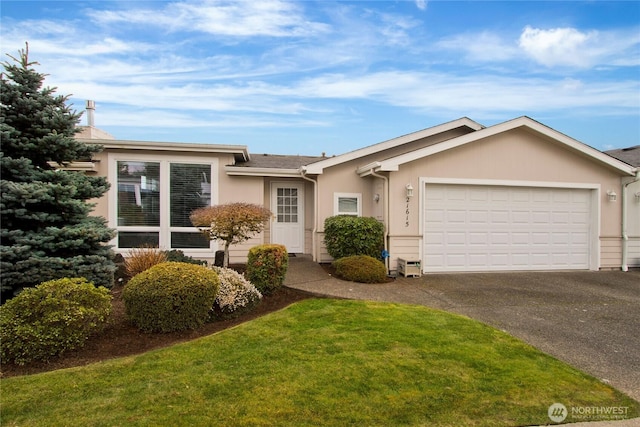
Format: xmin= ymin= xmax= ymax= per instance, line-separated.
xmin=271 ymin=182 xmax=304 ymax=253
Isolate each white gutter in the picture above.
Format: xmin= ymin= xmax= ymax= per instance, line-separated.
xmin=84 ymin=139 xmax=250 ymax=161
xmin=370 ymin=169 xmax=390 ymax=273
xmin=621 ymin=169 xmax=640 ymax=272
xmin=300 ymin=166 xmax=318 ymax=262
xmin=225 ymin=166 xmax=301 ymax=177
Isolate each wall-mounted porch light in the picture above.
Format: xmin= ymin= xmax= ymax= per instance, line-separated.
xmin=606 ymin=190 xmax=617 ymax=202
xmin=374 ymin=193 xmax=380 ymax=203
xmin=406 ymin=183 xmax=414 ymax=198
xmin=635 ymin=192 xmax=640 ymax=203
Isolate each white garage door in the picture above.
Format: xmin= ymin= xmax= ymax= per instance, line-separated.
xmin=423 ymin=184 xmax=592 ymax=272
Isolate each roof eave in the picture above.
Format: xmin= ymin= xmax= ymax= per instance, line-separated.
xmin=305 ymin=117 xmax=484 ymax=174
xmin=83 ymin=139 xmax=250 ymax=162
xmin=225 ymin=166 xmax=302 ymax=177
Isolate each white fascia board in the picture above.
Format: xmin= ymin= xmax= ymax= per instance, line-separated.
xmin=82 ymin=139 xmax=250 ymax=161
xmin=356 ymin=161 xmax=399 ymax=177
xmin=378 ymin=116 xmax=637 ymax=176
xmin=304 ymin=117 xmax=484 ymax=174
xmin=225 ymin=166 xmax=302 ymax=177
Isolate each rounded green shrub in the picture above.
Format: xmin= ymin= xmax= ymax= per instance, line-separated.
xmin=0 ymin=278 xmax=112 ymax=365
xmin=211 ymin=266 xmax=262 ymax=319
xmin=333 ymin=255 xmax=388 ymax=283
xmin=324 ymin=216 xmax=384 ymax=260
xmin=246 ymin=244 xmax=288 ymax=295
xmin=123 ymin=262 xmax=219 ymax=333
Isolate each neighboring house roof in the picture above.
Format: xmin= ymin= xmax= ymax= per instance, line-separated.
xmin=605 ymin=146 xmax=640 ymax=167
xmin=357 ymin=116 xmax=637 ymax=177
xmin=303 ymin=117 xmax=484 ymax=175
xmin=226 ymin=153 xmax=323 ymax=177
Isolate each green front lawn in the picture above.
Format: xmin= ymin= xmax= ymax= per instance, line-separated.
xmin=2 ymin=299 xmax=637 ymax=426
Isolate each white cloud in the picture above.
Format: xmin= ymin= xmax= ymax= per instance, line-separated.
xmin=57 ymin=67 xmax=638 ymax=125
xmin=435 ymin=31 xmax=518 ymax=62
xmin=293 ymin=71 xmax=639 ymax=115
xmin=519 ymin=26 xmax=596 ymax=67
xmin=518 ymin=26 xmax=640 ymax=68
xmin=87 ymin=0 xmax=330 ymax=37
xmin=415 ymin=0 xmax=427 ymax=11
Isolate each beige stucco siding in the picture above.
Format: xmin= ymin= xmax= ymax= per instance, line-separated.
xmin=385 ymin=128 xmax=624 ymax=269
xmin=88 ymin=150 xmax=109 ymax=219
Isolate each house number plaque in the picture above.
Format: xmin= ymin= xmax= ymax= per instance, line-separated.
xmin=405 ymin=197 xmax=410 ymax=227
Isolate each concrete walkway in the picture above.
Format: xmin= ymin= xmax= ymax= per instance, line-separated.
xmin=284 ymin=255 xmax=640 ymax=427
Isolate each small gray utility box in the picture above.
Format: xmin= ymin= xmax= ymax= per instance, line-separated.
xmin=397 ymin=258 xmax=421 ymax=278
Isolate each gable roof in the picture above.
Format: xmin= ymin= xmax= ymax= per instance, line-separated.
xmin=302 ymin=117 xmax=484 ymax=175
xmin=605 ymin=146 xmax=640 ymax=167
xmin=357 ymin=116 xmax=637 ymax=177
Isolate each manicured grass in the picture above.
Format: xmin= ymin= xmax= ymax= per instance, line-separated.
xmin=2 ymin=299 xmax=637 ymax=426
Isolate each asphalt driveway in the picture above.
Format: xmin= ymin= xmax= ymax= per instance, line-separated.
xmin=416 ymin=271 xmax=640 ymax=404
xmin=285 ymin=258 xmax=640 ymax=403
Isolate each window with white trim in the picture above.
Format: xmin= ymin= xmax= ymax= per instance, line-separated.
xmin=334 ymin=193 xmax=361 ymax=216
xmin=113 ymin=158 xmax=216 ymax=250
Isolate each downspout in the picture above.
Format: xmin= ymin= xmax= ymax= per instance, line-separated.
xmin=370 ymin=170 xmax=390 ymax=273
xmin=621 ymin=170 xmax=640 ymax=272
xmin=300 ymin=167 xmax=318 ymax=262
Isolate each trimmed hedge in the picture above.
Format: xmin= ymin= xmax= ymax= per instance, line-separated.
xmin=123 ymin=262 xmax=219 ymax=333
xmin=333 ymin=255 xmax=388 ymax=283
xmin=324 ymin=216 xmax=384 ymax=260
xmin=246 ymin=244 xmax=288 ymax=295
xmin=0 ymin=278 xmax=112 ymax=365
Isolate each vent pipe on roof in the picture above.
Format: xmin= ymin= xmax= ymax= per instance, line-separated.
xmin=86 ymin=100 xmax=96 ymax=127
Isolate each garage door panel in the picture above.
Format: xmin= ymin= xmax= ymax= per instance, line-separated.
xmin=447 ymin=232 xmax=467 ymax=245
xmin=552 ymin=232 xmax=570 ymax=245
xmin=447 ymin=210 xmax=466 ymax=223
xmin=552 ymin=211 xmax=570 ymax=224
xmin=491 ymin=232 xmax=510 ymax=245
xmin=469 ymin=232 xmax=488 ymax=245
xmin=572 ymin=232 xmax=589 ymax=245
xmin=532 ymin=211 xmax=550 ymax=223
xmin=469 ymin=254 xmax=489 ymax=267
xmin=425 ymin=209 xmax=445 ymax=224
xmin=512 ymin=232 xmax=531 ymax=245
xmin=511 ymin=189 xmax=531 ymax=203
xmin=511 ymin=210 xmax=530 ymax=223
xmin=469 ymin=210 xmax=489 ymax=223
xmin=491 ymin=191 xmax=509 ymax=202
xmin=491 ymin=211 xmax=509 ymax=224
xmin=470 ymin=188 xmax=489 ymax=201
xmin=425 ymin=231 xmax=444 ymax=245
xmin=424 ymin=184 xmax=591 ymax=272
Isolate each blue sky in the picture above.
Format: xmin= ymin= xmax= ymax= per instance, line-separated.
xmin=1 ymin=1 xmax=639 ymax=155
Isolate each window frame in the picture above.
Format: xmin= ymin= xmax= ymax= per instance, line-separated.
xmin=108 ymin=153 xmax=219 ymax=253
xmin=334 ymin=192 xmax=362 ymax=216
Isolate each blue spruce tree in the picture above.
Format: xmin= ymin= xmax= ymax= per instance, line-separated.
xmin=1 ymin=44 xmax=115 ymax=300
